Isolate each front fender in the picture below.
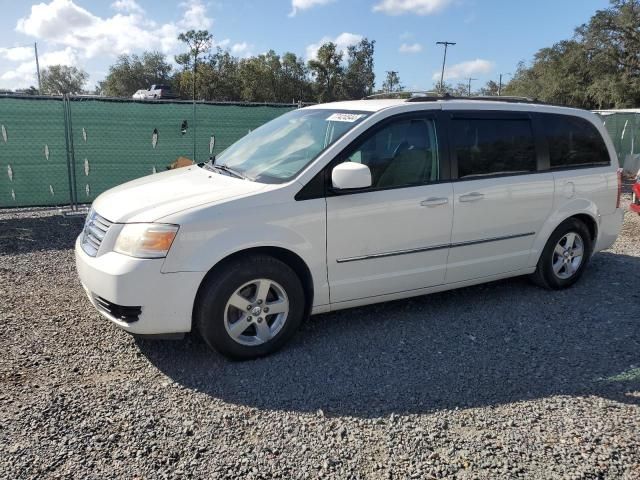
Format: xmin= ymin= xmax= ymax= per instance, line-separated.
xmin=160 ymin=197 xmax=329 ymax=307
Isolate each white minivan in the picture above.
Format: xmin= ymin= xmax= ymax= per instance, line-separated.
xmin=76 ymin=97 xmax=624 ymax=359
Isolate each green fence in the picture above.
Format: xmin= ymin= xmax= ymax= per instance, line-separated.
xmin=595 ymin=109 xmax=640 ymax=174
xmin=0 ymin=95 xmax=297 ymax=208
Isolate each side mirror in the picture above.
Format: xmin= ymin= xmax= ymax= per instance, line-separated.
xmin=331 ymin=162 xmax=372 ymax=190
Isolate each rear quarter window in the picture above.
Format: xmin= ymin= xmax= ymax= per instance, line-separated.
xmin=540 ymin=114 xmax=610 ymax=169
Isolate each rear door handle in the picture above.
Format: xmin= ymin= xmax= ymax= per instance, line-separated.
xmin=459 ymin=192 xmax=484 ymax=202
xmin=420 ymin=197 xmax=449 ymax=207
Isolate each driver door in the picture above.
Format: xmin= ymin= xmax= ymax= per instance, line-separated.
xmin=326 ymin=112 xmax=454 ymax=304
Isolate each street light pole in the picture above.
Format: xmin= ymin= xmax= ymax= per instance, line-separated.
xmin=436 ymin=41 xmax=456 ymax=91
xmin=498 ymin=73 xmax=511 ymax=96
xmin=467 ymin=77 xmax=477 ymax=96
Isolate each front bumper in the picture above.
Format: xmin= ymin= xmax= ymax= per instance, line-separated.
xmin=75 ymin=235 xmax=204 ymax=335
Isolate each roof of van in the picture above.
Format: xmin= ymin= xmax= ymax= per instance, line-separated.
xmin=304 ymin=98 xmax=592 ymax=116
xmin=305 ymin=99 xmax=406 ymax=112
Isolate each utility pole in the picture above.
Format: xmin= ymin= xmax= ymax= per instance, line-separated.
xmin=34 ymin=42 xmax=42 ymax=94
xmin=436 ymin=41 xmax=456 ymax=91
xmin=498 ymin=73 xmax=511 ymax=96
xmin=467 ymin=77 xmax=477 ymax=96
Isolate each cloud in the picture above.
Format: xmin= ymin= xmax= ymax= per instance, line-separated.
xmin=40 ymin=46 xmax=78 ymax=66
xmin=0 ymin=47 xmax=78 ymax=87
xmin=399 ymin=42 xmax=423 ymax=54
xmin=1 ymin=0 xmax=221 ymax=89
xmin=0 ymin=46 xmax=35 ymax=62
xmin=431 ymin=59 xmax=495 ymax=81
xmin=231 ymin=42 xmax=253 ymax=58
xmin=373 ymin=0 xmax=453 ymax=15
xmin=111 ymin=0 xmax=143 ymax=14
xmin=178 ymin=0 xmax=213 ymax=30
xmin=289 ymin=0 xmax=334 ymax=17
xmin=305 ymin=32 xmax=363 ymax=60
xmin=15 ymin=0 xmax=213 ymax=59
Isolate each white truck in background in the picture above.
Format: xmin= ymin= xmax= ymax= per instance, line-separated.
xmin=132 ymin=84 xmax=177 ymax=100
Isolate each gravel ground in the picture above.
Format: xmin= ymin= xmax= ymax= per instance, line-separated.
xmin=1 ymin=191 xmax=639 ymax=479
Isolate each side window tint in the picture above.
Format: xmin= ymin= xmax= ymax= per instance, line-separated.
xmin=453 ymin=118 xmax=536 ymax=178
xmin=541 ymin=114 xmax=610 ymax=168
xmin=341 ymin=117 xmax=439 ymax=189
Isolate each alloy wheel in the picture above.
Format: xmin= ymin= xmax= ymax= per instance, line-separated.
xmin=223 ymin=278 xmax=289 ymax=346
xmin=551 ymin=232 xmax=585 ymax=280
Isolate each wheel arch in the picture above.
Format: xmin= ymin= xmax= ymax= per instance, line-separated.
xmin=192 ymin=246 xmax=315 ymax=327
xmin=570 ymin=213 xmax=598 ymax=244
xmin=530 ymin=206 xmax=599 ymax=267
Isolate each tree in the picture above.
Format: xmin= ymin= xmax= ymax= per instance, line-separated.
xmin=177 ymin=30 xmax=213 ymax=100
xmin=505 ymin=0 xmax=640 ymax=108
xmin=280 ymin=52 xmax=313 ymax=102
xmin=343 ymin=39 xmax=376 ymax=99
xmin=100 ymin=51 xmax=173 ymax=97
xmin=451 ymin=82 xmax=472 ymax=97
xmin=237 ymin=53 xmax=276 ymax=102
xmin=382 ymin=71 xmax=403 ymax=93
xmin=308 ymin=42 xmax=344 ymax=102
xmin=41 ymin=65 xmax=88 ymax=95
xmin=480 ymin=80 xmax=500 ymax=96
xmin=200 ymin=48 xmax=242 ymax=101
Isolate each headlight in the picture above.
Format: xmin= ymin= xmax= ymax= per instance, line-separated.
xmin=114 ymin=223 xmax=179 ymax=258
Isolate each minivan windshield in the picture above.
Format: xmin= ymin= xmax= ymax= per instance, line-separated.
xmin=210 ymin=109 xmax=370 ymax=183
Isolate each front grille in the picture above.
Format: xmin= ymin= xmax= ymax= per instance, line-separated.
xmin=81 ymin=209 xmax=112 ymax=257
xmin=94 ymin=296 xmax=142 ymax=323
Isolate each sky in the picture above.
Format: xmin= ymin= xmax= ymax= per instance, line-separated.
xmin=0 ymin=0 xmax=612 ymax=93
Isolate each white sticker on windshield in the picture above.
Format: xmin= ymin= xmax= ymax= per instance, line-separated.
xmin=326 ymin=113 xmax=365 ymax=123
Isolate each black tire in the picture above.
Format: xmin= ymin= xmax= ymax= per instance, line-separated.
xmin=195 ymin=255 xmax=306 ymax=360
xmin=530 ymin=218 xmax=593 ymax=290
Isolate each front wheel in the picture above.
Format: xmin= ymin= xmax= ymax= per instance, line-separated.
xmin=531 ymin=218 xmax=593 ymax=290
xmin=195 ymin=255 xmax=306 ymax=359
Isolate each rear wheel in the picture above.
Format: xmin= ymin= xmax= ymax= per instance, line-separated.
xmin=195 ymin=255 xmax=305 ymax=359
xmin=531 ymin=218 xmax=593 ymax=290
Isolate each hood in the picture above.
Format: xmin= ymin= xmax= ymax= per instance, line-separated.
xmin=93 ymin=166 xmax=267 ymax=223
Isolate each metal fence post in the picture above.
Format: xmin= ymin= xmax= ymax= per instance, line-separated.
xmin=62 ymin=94 xmax=77 ymax=211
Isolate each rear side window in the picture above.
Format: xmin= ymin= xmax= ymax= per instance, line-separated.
xmin=541 ymin=114 xmax=610 ymax=168
xmin=453 ymin=118 xmax=536 ymax=178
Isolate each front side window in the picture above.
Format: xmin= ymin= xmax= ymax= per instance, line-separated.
xmin=453 ymin=118 xmax=536 ymax=178
xmin=541 ymin=114 xmax=610 ymax=168
xmin=339 ymin=116 xmax=439 ymax=189
xmin=213 ymin=109 xmax=369 ymax=183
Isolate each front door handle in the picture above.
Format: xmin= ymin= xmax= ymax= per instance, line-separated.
xmin=420 ymin=197 xmax=449 ymax=207
xmin=459 ymin=192 xmax=484 ymax=203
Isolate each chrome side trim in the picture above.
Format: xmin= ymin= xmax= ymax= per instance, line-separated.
xmin=336 ymin=243 xmax=449 ymax=263
xmin=336 ymin=232 xmax=536 ymax=264
xmin=450 ymin=232 xmax=536 ymax=248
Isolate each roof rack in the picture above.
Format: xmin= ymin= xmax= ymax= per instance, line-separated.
xmin=406 ymin=94 xmax=539 ymax=104
xmin=363 ymin=91 xmax=574 ymax=108
xmin=364 ymin=90 xmax=439 ymax=100
xmin=365 ymin=91 xmax=541 ymax=104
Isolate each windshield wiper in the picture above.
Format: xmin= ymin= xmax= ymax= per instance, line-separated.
xmin=213 ymin=163 xmax=248 ymax=180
